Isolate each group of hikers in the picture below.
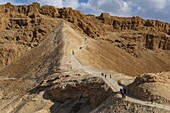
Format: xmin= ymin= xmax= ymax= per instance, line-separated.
xmin=100 ymin=72 xmax=158 ymax=104
xmin=101 ymin=73 xmax=112 ymax=78
xmin=101 ymin=72 xmax=127 ymax=99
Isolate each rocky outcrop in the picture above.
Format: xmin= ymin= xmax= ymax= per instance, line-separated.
xmin=37 ymin=76 xmax=113 ymax=113
xmin=92 ymin=95 xmax=170 ymax=113
xmin=126 ymin=72 xmax=170 ymax=105
xmin=48 ymin=77 xmax=112 ymax=109
xmin=111 ymin=31 xmax=170 ymax=57
xmin=40 ymin=5 xmax=59 ymax=17
xmin=0 ymin=3 xmax=59 ymax=68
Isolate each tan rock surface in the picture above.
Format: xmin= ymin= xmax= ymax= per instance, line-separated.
xmin=126 ymin=72 xmax=170 ymax=105
xmin=92 ymin=95 xmax=170 ymax=113
xmin=0 ymin=3 xmax=170 ymax=75
xmin=0 ymin=3 xmax=170 ymax=113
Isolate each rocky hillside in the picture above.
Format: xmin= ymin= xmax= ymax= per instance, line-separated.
xmin=0 ymin=3 xmax=170 ymax=76
xmin=0 ymin=3 xmax=59 ymax=69
xmin=0 ymin=70 xmax=113 ymax=113
xmin=0 ymin=3 xmax=170 ymax=113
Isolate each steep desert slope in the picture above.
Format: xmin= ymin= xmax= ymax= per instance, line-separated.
xmin=75 ymin=38 xmax=170 ymax=76
xmin=0 ymin=3 xmax=170 ymax=113
xmin=0 ymin=3 xmax=170 ymax=76
xmin=0 ymin=20 xmax=86 ymax=78
xmin=0 ymin=22 xmax=114 ymax=113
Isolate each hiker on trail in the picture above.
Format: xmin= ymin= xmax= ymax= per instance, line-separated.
xmin=101 ymin=73 xmax=104 ymax=76
xmin=105 ymin=75 xmax=106 ymax=78
xmin=120 ymin=89 xmax=126 ymax=99
xmin=110 ymin=75 xmax=111 ymax=78
xmin=120 ymin=89 xmax=123 ymax=98
xmin=124 ymin=88 xmax=127 ymax=95
xmin=72 ymin=50 xmax=74 ymax=55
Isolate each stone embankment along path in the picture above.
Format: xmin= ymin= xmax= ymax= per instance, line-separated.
xmin=70 ymin=34 xmax=170 ymax=111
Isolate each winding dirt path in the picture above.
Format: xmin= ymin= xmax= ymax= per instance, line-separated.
xmin=71 ymin=37 xmax=170 ymax=111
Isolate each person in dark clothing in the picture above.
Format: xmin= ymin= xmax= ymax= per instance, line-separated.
xmin=120 ymin=89 xmax=126 ymax=99
xmin=110 ymin=75 xmax=111 ymax=78
xmin=124 ymin=88 xmax=127 ymax=95
xmin=105 ymin=75 xmax=106 ymax=78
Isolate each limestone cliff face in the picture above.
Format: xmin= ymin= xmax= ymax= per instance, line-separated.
xmin=1 ymin=3 xmax=170 ymax=45
xmin=97 ymin=13 xmax=170 ymax=56
xmin=0 ymin=3 xmax=58 ymax=68
xmin=1 ymin=3 xmax=170 ymax=38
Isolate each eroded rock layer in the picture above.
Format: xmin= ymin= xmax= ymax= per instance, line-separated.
xmin=126 ymin=72 xmax=170 ymax=105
